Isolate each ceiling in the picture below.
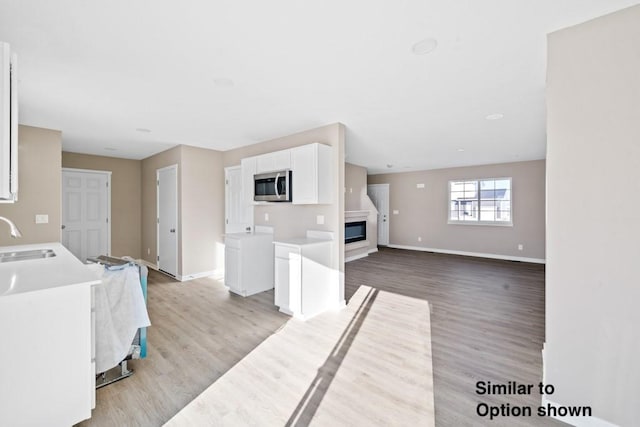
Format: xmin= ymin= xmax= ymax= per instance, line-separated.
xmin=1 ymin=1 xmax=638 ymax=173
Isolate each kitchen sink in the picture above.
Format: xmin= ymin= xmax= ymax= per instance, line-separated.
xmin=0 ymin=249 xmax=56 ymax=263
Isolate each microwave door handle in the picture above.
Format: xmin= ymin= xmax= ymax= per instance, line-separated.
xmin=274 ymin=173 xmax=280 ymax=198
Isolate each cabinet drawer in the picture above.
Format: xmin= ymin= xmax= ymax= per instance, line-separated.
xmin=275 ymin=245 xmax=300 ymax=259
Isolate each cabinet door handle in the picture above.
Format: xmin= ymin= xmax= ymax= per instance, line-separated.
xmin=169 ymin=228 xmax=175 ymax=233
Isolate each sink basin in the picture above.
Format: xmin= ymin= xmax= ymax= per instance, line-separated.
xmin=0 ymin=249 xmax=56 ymax=263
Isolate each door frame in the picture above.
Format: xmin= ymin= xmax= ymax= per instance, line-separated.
xmin=367 ymin=183 xmax=390 ymax=246
xmin=61 ymin=167 xmax=112 ymax=256
xmin=156 ymin=164 xmax=178 ymax=274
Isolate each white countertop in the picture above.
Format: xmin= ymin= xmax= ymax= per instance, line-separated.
xmin=224 ymin=232 xmax=274 ymax=240
xmin=273 ymin=237 xmax=333 ymax=247
xmin=0 ymin=242 xmax=101 ymax=297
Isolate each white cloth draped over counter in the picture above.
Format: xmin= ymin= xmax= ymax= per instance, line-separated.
xmin=86 ymin=263 xmax=151 ymax=373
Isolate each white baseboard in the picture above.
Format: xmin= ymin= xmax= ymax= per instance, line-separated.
xmin=540 ymin=397 xmax=618 ymax=427
xmin=386 ymin=244 xmax=546 ymax=264
xmin=368 ymin=247 xmax=378 ymax=254
xmin=346 ymin=252 xmax=369 ymax=263
xmin=178 ymin=270 xmax=221 ymax=282
xmin=135 ymin=260 xmax=221 ymax=282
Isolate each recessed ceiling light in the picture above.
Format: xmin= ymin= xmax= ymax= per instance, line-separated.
xmin=136 ymin=128 xmax=152 ymax=133
xmin=214 ymin=78 xmax=234 ymax=87
xmin=104 ymin=147 xmax=117 ymax=151
xmin=457 ymin=148 xmax=465 ymax=152
xmin=412 ymin=38 xmax=438 ymax=55
xmin=485 ymin=113 xmax=504 ymax=120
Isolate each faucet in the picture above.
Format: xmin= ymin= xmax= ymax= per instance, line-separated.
xmin=0 ymin=216 xmax=22 ymax=238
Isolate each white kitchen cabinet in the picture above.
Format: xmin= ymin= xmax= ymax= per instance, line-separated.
xmin=255 ymin=149 xmax=291 ymax=174
xmin=240 ymin=156 xmax=257 ymax=222
xmin=224 ymin=232 xmax=274 ymax=297
xmin=0 ymin=42 xmax=18 ymax=202
xmin=274 ymin=232 xmax=335 ymax=320
xmin=291 ymin=142 xmax=332 ymax=204
xmin=0 ymin=243 xmax=100 ymax=426
xmin=240 ymin=142 xmax=331 ymax=206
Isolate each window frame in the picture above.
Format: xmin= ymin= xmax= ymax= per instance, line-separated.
xmin=447 ymin=177 xmax=513 ymax=227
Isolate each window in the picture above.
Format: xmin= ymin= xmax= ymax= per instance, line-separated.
xmin=448 ymin=178 xmax=512 ymax=225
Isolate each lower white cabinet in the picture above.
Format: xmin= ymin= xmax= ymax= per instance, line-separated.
xmin=274 ymin=236 xmax=334 ymax=320
xmin=0 ymin=284 xmax=95 ymax=426
xmin=225 ymin=232 xmax=274 ymax=296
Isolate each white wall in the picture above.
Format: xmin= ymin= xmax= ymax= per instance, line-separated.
xmin=545 ymin=5 xmax=640 ymax=426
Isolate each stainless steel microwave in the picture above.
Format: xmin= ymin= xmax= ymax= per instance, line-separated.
xmin=254 ymin=170 xmax=292 ymax=202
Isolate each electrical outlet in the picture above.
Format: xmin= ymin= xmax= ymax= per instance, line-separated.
xmin=147 ymin=248 xmax=151 ymax=255
xmin=418 ymin=237 xmax=422 ymax=242
xmin=265 ymin=213 xmax=269 ymax=221
xmin=416 ymin=183 xmax=425 ymax=189
xmin=35 ymin=214 xmax=49 ymax=224
xmin=317 ymin=215 xmax=325 ymax=225
xmin=518 ymin=244 xmax=523 ymax=251
xmin=349 ymin=187 xmax=353 ymax=193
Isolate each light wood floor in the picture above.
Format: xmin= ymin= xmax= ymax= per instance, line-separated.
xmin=166 ymin=285 xmax=434 ymax=426
xmin=79 ymin=248 xmax=562 ymax=427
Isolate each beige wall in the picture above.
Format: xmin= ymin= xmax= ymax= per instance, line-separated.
xmin=61 ymin=152 xmax=142 ymax=258
xmin=141 ymin=145 xmax=225 ymax=278
xmin=345 ymin=162 xmax=378 ymax=258
xmin=545 ymin=5 xmax=640 ymax=426
xmin=0 ymin=125 xmax=61 ymax=246
xmin=141 ymin=146 xmax=182 ymax=272
xmin=368 ymin=160 xmax=545 ymax=260
xmin=345 ymin=163 xmax=366 ymax=211
xmin=180 ymin=145 xmax=224 ymax=277
xmin=224 ymin=123 xmax=346 ymax=303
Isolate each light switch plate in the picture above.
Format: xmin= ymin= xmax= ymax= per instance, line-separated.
xmin=393 ymin=210 xmax=399 ymax=215
xmin=264 ymin=213 xmax=269 ymax=221
xmin=317 ymin=215 xmax=325 ymax=225
xmin=35 ymin=214 xmax=49 ymax=224
xmin=416 ymin=183 xmax=425 ymax=189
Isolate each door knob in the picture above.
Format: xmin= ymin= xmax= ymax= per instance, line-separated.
xmin=61 ymin=225 xmax=66 ymax=229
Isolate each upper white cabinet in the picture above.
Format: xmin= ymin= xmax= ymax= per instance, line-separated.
xmin=291 ymin=143 xmax=332 ymax=205
xmin=0 ymin=42 xmax=18 ymax=202
xmin=255 ymin=150 xmax=291 ymax=174
xmin=240 ymin=156 xmax=256 ymax=228
xmin=239 ymin=142 xmax=333 ymax=205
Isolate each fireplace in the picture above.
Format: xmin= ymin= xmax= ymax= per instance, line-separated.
xmin=345 ymin=220 xmax=366 ymax=244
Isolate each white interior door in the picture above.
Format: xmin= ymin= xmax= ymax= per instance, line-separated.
xmin=157 ymin=165 xmax=178 ymax=277
xmin=367 ymin=184 xmax=389 ymax=246
xmin=62 ymin=169 xmax=110 ymax=261
xmin=225 ymin=166 xmax=247 ymax=233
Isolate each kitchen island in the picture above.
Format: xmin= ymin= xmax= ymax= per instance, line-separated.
xmin=0 ymin=242 xmax=101 ymax=426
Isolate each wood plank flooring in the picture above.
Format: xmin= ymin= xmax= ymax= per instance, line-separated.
xmin=346 ymin=248 xmax=565 ymax=427
xmin=78 ymin=270 xmax=290 ymax=427
xmin=165 ymin=285 xmax=434 ymax=426
xmin=79 ymin=247 xmax=562 ymax=427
